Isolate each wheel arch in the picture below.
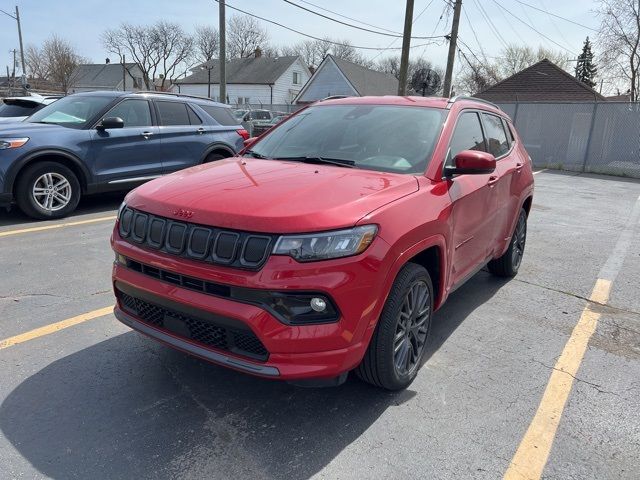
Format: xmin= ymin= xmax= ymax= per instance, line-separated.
xmin=200 ymin=142 xmax=236 ymax=163
xmin=522 ymin=195 xmax=533 ymax=216
xmin=8 ymin=149 xmax=90 ymax=195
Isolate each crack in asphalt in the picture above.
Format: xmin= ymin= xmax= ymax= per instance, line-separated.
xmin=531 ymin=359 xmax=620 ymax=396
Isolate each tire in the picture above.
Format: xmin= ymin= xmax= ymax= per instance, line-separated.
xmin=488 ymin=208 xmax=527 ymax=277
xmin=356 ymin=262 xmax=434 ymax=390
xmin=15 ymin=162 xmax=81 ymax=220
xmin=203 ymin=152 xmax=227 ymax=163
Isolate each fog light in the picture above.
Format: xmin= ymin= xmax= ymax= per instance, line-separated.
xmin=310 ymin=297 xmax=327 ymax=312
xmin=115 ymin=253 xmax=127 ymax=265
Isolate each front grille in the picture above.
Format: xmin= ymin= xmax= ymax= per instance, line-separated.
xmin=117 ymin=288 xmax=269 ymax=361
xmin=118 ymin=207 xmax=275 ymax=270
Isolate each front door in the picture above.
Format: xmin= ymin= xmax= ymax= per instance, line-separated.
xmin=89 ymin=98 xmax=161 ymax=185
xmin=445 ymin=111 xmax=499 ymax=287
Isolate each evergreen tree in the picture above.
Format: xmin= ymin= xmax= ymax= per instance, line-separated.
xmin=575 ymin=37 xmax=598 ymax=88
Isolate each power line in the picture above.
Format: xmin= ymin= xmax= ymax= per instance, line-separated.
xmin=512 ymin=0 xmax=598 ymax=32
xmin=282 ymin=0 xmax=442 ymax=39
xmin=215 ymin=0 xmax=443 ymax=51
xmin=490 ymin=0 xmax=574 ymax=53
xmin=461 ymin=4 xmax=487 ymax=61
xmin=370 ymin=0 xmax=440 ymax=62
xmin=472 ymin=0 xmax=509 ymax=49
xmin=296 ymin=0 xmax=402 ymax=35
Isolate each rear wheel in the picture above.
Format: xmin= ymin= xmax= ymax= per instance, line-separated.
xmin=15 ymin=162 xmax=81 ymax=220
xmin=488 ymin=208 xmax=527 ymax=277
xmin=204 ymin=152 xmax=229 ymax=163
xmin=356 ymin=263 xmax=433 ymax=390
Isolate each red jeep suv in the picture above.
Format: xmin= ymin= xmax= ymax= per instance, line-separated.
xmin=111 ymin=96 xmax=534 ymax=390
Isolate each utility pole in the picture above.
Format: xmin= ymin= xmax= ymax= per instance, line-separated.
xmin=219 ymin=0 xmax=227 ymax=104
xmin=122 ymin=54 xmax=126 ymax=91
xmin=15 ymin=7 xmax=25 ymax=79
xmin=442 ymin=0 xmax=462 ymax=98
xmin=397 ymin=0 xmax=414 ymax=96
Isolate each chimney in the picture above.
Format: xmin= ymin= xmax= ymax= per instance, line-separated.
xmin=254 ymin=47 xmax=262 ymax=58
xmin=106 ymin=58 xmax=110 ymax=64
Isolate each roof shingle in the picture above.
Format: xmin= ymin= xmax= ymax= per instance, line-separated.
xmin=176 ymin=56 xmax=301 ymax=85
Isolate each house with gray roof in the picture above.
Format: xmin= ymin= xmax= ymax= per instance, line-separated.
xmin=70 ymin=61 xmax=145 ymax=93
xmin=294 ymin=55 xmax=399 ymax=104
xmin=172 ymin=50 xmax=311 ymax=106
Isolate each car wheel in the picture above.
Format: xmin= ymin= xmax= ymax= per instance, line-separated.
xmin=356 ymin=262 xmax=433 ymax=390
xmin=15 ymin=162 xmax=81 ymax=220
xmin=488 ymin=208 xmax=527 ymax=277
xmin=204 ymin=152 xmax=227 ymax=163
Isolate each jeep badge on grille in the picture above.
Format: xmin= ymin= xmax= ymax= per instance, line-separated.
xmin=173 ymin=208 xmax=194 ymax=219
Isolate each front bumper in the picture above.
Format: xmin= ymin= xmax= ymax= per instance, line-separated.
xmin=112 ymin=230 xmax=393 ymax=381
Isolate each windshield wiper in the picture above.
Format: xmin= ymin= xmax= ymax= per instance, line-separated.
xmin=277 ymin=156 xmax=356 ymax=168
xmin=244 ymin=150 xmax=270 ymax=159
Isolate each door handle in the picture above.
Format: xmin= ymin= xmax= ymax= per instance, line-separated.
xmin=196 ymin=128 xmax=206 ymax=134
xmin=141 ymin=131 xmax=153 ymax=138
xmin=515 ymin=162 xmax=523 ymax=172
xmin=487 ymin=175 xmax=499 ymax=186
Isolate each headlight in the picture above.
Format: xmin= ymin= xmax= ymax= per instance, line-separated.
xmin=273 ymin=225 xmax=378 ymax=262
xmin=0 ymin=137 xmax=29 ymax=149
xmin=117 ymin=201 xmax=127 ymax=220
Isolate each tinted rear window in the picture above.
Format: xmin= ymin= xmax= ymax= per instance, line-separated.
xmin=201 ymin=105 xmax=239 ymax=126
xmin=156 ymin=101 xmax=190 ymax=126
xmin=0 ymin=102 xmax=39 ymax=117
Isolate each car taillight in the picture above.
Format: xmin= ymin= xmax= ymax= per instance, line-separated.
xmin=236 ymin=129 xmax=249 ymax=140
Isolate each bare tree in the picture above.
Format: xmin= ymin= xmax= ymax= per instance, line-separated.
xmin=194 ymin=25 xmax=219 ymax=63
xmin=378 ymin=56 xmax=444 ymax=93
xmin=102 ymin=22 xmax=194 ymax=90
xmin=25 ymin=44 xmax=50 ymax=80
xmin=226 ymin=14 xmax=270 ymax=58
xmin=597 ymin=0 xmax=640 ymax=101
xmin=279 ymin=38 xmax=372 ymax=70
xmin=38 ymin=36 xmax=86 ymax=92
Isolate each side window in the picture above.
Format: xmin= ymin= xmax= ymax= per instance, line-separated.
xmin=503 ymin=118 xmax=515 ymax=145
xmin=105 ymin=99 xmax=152 ymax=128
xmin=448 ymin=112 xmax=486 ymax=163
xmin=255 ymin=111 xmax=270 ymax=120
xmin=187 ymin=105 xmax=202 ymax=125
xmin=156 ymin=101 xmax=190 ymax=126
xmin=482 ymin=113 xmax=510 ymax=158
xmin=200 ymin=105 xmax=238 ymax=126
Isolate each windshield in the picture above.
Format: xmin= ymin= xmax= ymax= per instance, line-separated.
xmin=247 ymin=105 xmax=447 ymax=174
xmin=27 ymin=95 xmax=113 ymax=128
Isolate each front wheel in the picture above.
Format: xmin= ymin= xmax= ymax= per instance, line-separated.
xmin=15 ymin=162 xmax=81 ymax=220
xmin=356 ymin=263 xmax=433 ymax=390
xmin=488 ymin=208 xmax=528 ymax=277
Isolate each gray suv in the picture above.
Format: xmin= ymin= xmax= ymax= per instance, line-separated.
xmin=0 ymin=91 xmax=247 ymax=219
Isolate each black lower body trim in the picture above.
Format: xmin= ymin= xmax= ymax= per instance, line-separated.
xmin=114 ymin=306 xmax=280 ymax=377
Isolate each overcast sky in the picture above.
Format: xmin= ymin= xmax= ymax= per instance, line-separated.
xmin=1 ymin=0 xmax=600 ymax=83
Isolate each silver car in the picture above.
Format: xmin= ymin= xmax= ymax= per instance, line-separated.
xmin=0 ymin=94 xmax=62 ymax=124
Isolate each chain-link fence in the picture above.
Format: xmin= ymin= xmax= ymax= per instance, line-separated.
xmin=497 ymin=102 xmax=640 ymax=178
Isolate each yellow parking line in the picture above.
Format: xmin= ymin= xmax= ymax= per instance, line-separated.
xmin=0 ymin=306 xmax=113 ymax=350
xmin=0 ymin=215 xmax=116 ymax=238
xmin=503 ymin=280 xmax=611 ymax=480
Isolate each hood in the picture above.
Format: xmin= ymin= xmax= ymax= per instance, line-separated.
xmin=0 ymin=122 xmax=65 ymax=135
xmin=127 ymin=158 xmax=419 ymax=233
xmin=0 ymin=116 xmax=28 ymax=124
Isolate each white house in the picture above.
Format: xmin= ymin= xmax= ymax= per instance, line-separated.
xmin=294 ymin=55 xmax=398 ymax=104
xmin=172 ymin=51 xmax=311 ymax=107
xmin=70 ymin=61 xmax=146 ymax=93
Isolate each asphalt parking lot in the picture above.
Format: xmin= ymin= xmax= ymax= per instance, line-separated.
xmin=1 ymin=170 xmax=639 ymax=479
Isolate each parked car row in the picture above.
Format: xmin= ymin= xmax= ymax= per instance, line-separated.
xmin=0 ymin=91 xmax=248 ymax=219
xmin=233 ymin=108 xmax=290 ymax=136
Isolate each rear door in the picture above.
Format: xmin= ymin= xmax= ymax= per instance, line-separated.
xmin=480 ymin=113 xmax=521 ymax=256
xmin=445 ymin=111 xmax=499 ymax=286
xmin=154 ymin=100 xmax=211 ymax=173
xmin=89 ymin=98 xmax=161 ymax=185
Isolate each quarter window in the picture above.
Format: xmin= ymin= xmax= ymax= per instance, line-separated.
xmin=482 ymin=113 xmax=510 ymax=158
xmin=156 ymin=101 xmax=191 ymax=126
xmin=104 ymin=99 xmax=152 ymax=127
xmin=200 ymin=105 xmax=238 ymax=126
xmin=448 ymin=112 xmax=486 ymax=163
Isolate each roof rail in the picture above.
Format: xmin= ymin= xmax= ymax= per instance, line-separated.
xmin=320 ymin=95 xmax=350 ymax=101
xmin=447 ymin=95 xmax=501 ymax=111
xmin=132 ymin=90 xmax=219 ymax=102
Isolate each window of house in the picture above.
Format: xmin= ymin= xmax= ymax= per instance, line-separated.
xmin=293 ymin=71 xmax=301 ymax=85
xmin=482 ymin=113 xmax=510 ymax=158
xmin=237 ymin=97 xmax=250 ymax=105
xmin=447 ymin=112 xmax=486 ymax=164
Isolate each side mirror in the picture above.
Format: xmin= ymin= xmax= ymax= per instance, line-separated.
xmin=243 ymin=137 xmax=257 ymax=148
xmin=97 ymin=117 xmax=124 ymax=130
xmin=444 ymin=150 xmax=496 ymax=176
